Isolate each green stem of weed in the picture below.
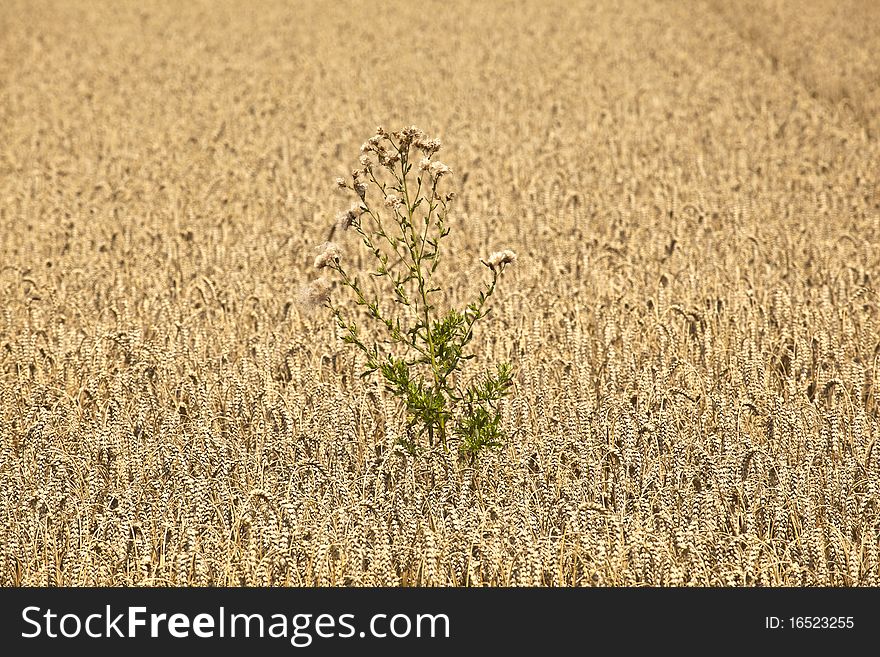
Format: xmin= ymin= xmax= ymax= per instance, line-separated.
xmin=399 ymin=148 xmax=447 ymax=449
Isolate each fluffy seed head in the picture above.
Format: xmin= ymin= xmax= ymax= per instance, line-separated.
xmin=362 ymin=134 xmax=382 ymax=152
xmin=298 ymin=277 xmax=332 ymax=307
xmin=394 ymin=125 xmax=425 ymax=150
xmin=428 ymin=161 xmax=451 ymax=179
xmin=337 ymin=203 xmax=365 ymax=231
xmin=314 ymin=242 xmax=341 ymax=269
xmin=486 ymin=249 xmax=517 ymax=270
xmin=377 ymin=147 xmax=400 ymax=168
xmin=384 ymin=194 xmax=404 ymax=210
xmin=415 ymin=137 xmax=442 ymax=155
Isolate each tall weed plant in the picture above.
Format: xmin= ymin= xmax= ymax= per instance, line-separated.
xmin=306 ymin=126 xmax=517 ymax=460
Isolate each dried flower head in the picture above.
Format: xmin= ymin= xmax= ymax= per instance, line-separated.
xmin=428 ymin=161 xmax=451 ymax=179
xmin=394 ymin=125 xmax=425 ymax=150
xmin=354 ymin=180 xmax=366 ymax=199
xmin=415 ymin=137 xmax=442 ymax=156
xmin=418 ymin=156 xmax=431 ymax=172
xmin=485 ymin=249 xmax=517 ymax=270
xmin=314 ymin=241 xmax=341 ymax=269
xmin=298 ymin=277 xmax=332 ymax=307
xmin=335 ymin=177 xmax=347 ymax=189
xmin=337 ymin=203 xmax=365 ymax=231
xmin=362 ymin=134 xmax=382 ymax=153
xmin=377 ymin=147 xmax=400 ymax=168
xmin=384 ymin=193 xmax=404 ymax=210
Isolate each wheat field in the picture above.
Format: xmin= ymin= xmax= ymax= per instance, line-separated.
xmin=1 ymin=0 xmax=879 ymax=586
